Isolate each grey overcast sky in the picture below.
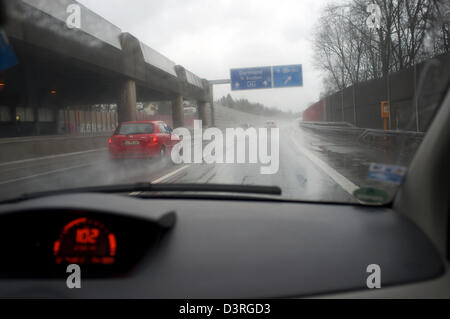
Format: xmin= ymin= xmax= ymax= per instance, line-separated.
xmin=78 ymin=0 xmax=332 ymax=112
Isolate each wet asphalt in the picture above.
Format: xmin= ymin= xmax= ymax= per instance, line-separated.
xmin=0 ymin=121 xmax=417 ymax=203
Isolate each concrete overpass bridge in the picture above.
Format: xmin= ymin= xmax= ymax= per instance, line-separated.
xmin=0 ymin=0 xmax=213 ymax=137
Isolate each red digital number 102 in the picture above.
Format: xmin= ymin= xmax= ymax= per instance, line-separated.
xmin=76 ymin=228 xmax=99 ymax=244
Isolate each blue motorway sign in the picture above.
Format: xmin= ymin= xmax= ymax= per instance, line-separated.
xmin=0 ymin=31 xmax=18 ymax=72
xmin=273 ymin=64 xmax=303 ymax=88
xmin=230 ymin=66 xmax=272 ymax=91
xmin=230 ymin=64 xmax=302 ymax=91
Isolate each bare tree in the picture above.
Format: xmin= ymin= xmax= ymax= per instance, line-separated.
xmin=314 ymin=0 xmax=450 ymax=96
xmin=426 ymin=0 xmax=450 ymax=55
xmin=314 ymin=3 xmax=365 ymax=93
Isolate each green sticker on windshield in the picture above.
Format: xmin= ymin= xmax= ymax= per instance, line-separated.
xmin=353 ymin=187 xmax=388 ymax=204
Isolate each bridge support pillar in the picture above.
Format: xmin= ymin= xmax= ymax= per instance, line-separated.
xmin=117 ymin=79 xmax=137 ymax=122
xmin=21 ymin=55 xmax=41 ymax=136
xmin=171 ymin=95 xmax=184 ymax=128
xmin=210 ymin=103 xmax=215 ymax=127
xmin=198 ymin=101 xmax=208 ymax=127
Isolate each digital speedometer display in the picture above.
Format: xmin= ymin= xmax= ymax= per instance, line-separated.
xmin=0 ymin=210 xmax=162 ymax=278
xmin=53 ymin=217 xmax=117 ymax=265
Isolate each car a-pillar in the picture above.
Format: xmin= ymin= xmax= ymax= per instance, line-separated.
xmin=117 ymin=79 xmax=137 ymax=122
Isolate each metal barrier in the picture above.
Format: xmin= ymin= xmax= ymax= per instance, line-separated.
xmin=299 ymin=121 xmax=424 ymax=148
xmin=358 ymin=129 xmax=425 ymax=140
xmin=302 ymin=121 xmax=355 ymax=128
xmin=357 ymin=128 xmax=424 ymax=150
xmin=299 ymin=122 xmax=364 ymax=136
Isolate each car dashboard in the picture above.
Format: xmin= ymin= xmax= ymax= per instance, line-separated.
xmin=0 ymin=193 xmax=445 ymax=298
xmin=0 ymin=209 xmax=171 ymax=279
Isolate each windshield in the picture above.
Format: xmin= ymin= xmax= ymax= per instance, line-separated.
xmin=0 ymin=0 xmax=449 ymax=205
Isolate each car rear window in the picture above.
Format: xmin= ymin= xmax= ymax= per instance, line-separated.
xmin=116 ymin=123 xmax=154 ymax=135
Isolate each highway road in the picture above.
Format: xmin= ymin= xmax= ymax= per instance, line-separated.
xmin=0 ymin=121 xmax=407 ymax=203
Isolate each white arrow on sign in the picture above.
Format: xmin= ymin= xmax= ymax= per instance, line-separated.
xmin=284 ymin=75 xmax=292 ymax=85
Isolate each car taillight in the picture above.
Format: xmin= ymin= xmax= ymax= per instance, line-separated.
xmin=152 ymin=136 xmax=158 ymax=143
xmin=108 ymin=138 xmax=112 ymax=144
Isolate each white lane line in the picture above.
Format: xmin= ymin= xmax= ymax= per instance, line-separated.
xmin=0 ymin=163 xmax=93 ymax=185
xmin=151 ymin=165 xmax=191 ymax=183
xmin=289 ymin=128 xmax=359 ymax=195
xmin=128 ymin=192 xmax=142 ymax=196
xmin=128 ymin=164 xmax=191 ymax=195
xmin=0 ymin=148 xmax=107 ymax=167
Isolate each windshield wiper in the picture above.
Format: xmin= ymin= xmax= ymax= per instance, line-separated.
xmin=0 ymin=182 xmax=282 ymax=204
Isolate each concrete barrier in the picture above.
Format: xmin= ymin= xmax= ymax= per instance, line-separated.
xmin=0 ymin=133 xmax=111 ymax=163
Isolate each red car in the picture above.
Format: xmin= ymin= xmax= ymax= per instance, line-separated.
xmin=109 ymin=121 xmax=180 ymax=159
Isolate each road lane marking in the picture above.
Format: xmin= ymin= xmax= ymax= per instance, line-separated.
xmin=152 ymin=165 xmax=191 ymax=183
xmin=289 ymin=128 xmax=359 ymax=195
xmin=127 ymin=164 xmax=191 ymax=195
xmin=0 ymin=148 xmax=107 ymax=167
xmin=0 ymin=163 xmax=93 ymax=185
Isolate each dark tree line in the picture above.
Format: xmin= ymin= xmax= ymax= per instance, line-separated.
xmin=314 ymin=0 xmax=450 ymax=96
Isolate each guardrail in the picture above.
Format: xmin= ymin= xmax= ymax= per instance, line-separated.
xmin=357 ymin=128 xmax=424 ymax=150
xmin=302 ymin=121 xmax=355 ymax=128
xmin=299 ymin=122 xmax=364 ymax=137
xmin=358 ymin=129 xmax=425 ymax=140
xmin=299 ymin=121 xmax=425 ymax=149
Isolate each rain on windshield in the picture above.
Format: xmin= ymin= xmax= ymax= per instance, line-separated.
xmin=0 ymin=0 xmax=449 ymax=204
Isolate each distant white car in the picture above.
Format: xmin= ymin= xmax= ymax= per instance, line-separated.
xmin=238 ymin=123 xmax=252 ymax=130
xmin=264 ymin=120 xmax=277 ymax=128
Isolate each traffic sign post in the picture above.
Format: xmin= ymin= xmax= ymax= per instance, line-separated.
xmin=381 ymin=101 xmax=390 ymax=131
xmin=230 ymin=64 xmax=302 ymax=91
xmin=381 ymin=101 xmax=390 ymax=144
